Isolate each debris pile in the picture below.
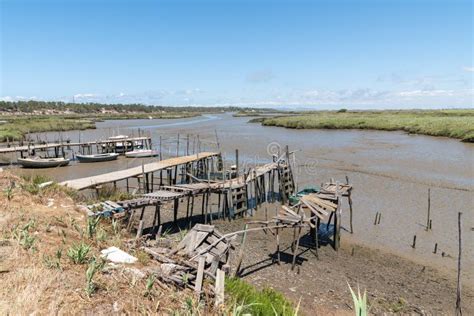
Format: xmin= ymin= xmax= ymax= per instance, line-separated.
xmin=139 ymin=224 xmax=234 ymax=298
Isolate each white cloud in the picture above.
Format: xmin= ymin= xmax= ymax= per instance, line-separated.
xmin=0 ymin=96 xmax=38 ymax=102
xmin=463 ymin=66 xmax=474 ymax=72
xmin=397 ymin=89 xmax=455 ymax=97
xmin=74 ymin=93 xmax=98 ymax=99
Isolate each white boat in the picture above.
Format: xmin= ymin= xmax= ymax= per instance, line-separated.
xmin=17 ymin=157 xmax=70 ymax=168
xmin=103 ymin=135 xmax=142 ymax=153
xmin=125 ymin=149 xmax=159 ymax=158
xmin=76 ymin=153 xmax=119 ymax=163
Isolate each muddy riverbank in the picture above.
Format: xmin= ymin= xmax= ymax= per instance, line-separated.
xmin=5 ymin=113 xmax=473 ymax=290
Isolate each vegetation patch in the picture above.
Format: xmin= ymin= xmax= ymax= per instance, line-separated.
xmin=258 ymin=109 xmax=474 ymax=142
xmin=225 ymin=277 xmax=296 ymax=316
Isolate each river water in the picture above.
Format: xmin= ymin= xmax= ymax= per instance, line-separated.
xmin=12 ymin=113 xmax=474 ymax=281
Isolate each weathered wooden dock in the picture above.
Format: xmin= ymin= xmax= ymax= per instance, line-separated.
xmin=0 ymin=136 xmax=152 ymax=158
xmin=60 ymin=152 xmax=220 ymax=190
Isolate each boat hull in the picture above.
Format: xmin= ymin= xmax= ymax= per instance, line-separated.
xmin=125 ymin=150 xmax=159 ymax=158
xmin=76 ymin=153 xmax=119 ymax=163
xmin=17 ymin=158 xmax=70 ymax=168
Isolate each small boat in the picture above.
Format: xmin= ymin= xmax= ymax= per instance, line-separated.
xmin=17 ymin=157 xmax=70 ymax=168
xmin=76 ymin=153 xmax=119 ymax=163
xmin=103 ymin=135 xmax=142 ymax=153
xmin=125 ymin=149 xmax=159 ymax=158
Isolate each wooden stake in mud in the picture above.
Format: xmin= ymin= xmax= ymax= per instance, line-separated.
xmin=159 ymin=136 xmax=162 ymax=161
xmin=374 ymin=212 xmax=379 ymax=225
xmin=426 ymin=188 xmax=431 ymax=231
xmin=176 ymin=133 xmax=180 ymax=157
xmin=412 ymin=235 xmax=417 ymax=248
xmin=275 ymin=207 xmax=281 ymax=264
xmin=292 ymin=224 xmax=302 ymax=271
xmin=455 ymin=212 xmax=462 ymax=316
xmin=377 ymin=212 xmax=382 ymax=225
xmin=433 ymin=243 xmax=438 ymax=254
xmin=234 ymin=224 xmax=249 ymax=276
xmin=346 ymin=175 xmax=354 ymax=234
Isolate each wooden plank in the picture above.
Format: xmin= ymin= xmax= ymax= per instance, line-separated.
xmin=194 ymin=256 xmax=206 ymax=295
xmin=214 ymin=269 xmax=225 ymax=306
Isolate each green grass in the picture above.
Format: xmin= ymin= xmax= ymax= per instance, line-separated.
xmin=0 ymin=116 xmax=96 ymax=142
xmin=225 ymin=277 xmax=296 ymax=316
xmin=258 ymin=109 xmax=474 ymax=142
xmin=0 ymin=112 xmax=200 ymax=142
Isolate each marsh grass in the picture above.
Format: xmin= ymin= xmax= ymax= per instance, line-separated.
xmin=260 ymin=109 xmax=474 ymax=142
xmin=225 ymin=277 xmax=296 ymax=316
xmin=0 ymin=112 xmax=198 ymax=142
xmin=0 ymin=116 xmax=96 ymax=142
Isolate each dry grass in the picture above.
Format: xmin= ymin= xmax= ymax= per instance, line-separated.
xmin=0 ymin=172 xmax=209 ymax=315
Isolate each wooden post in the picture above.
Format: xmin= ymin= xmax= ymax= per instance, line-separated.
xmin=159 ymin=136 xmax=162 ymax=161
xmin=412 ymin=235 xmax=417 ymax=248
xmin=176 ymin=133 xmax=180 ymax=157
xmin=201 ymin=192 xmax=206 ymax=224
xmin=334 ymin=182 xmax=342 ymax=250
xmin=455 ymin=212 xmax=462 ymax=316
xmin=173 ymin=198 xmax=179 ymax=224
xmin=235 ymin=149 xmax=239 ymax=177
xmin=292 ymin=224 xmax=302 ymax=271
xmin=186 ymin=134 xmax=190 ymax=156
xmin=374 ymin=212 xmax=379 ymax=225
xmin=433 ymin=243 xmax=438 ymax=254
xmin=426 ymin=188 xmax=431 ymax=231
xmin=345 ymin=175 xmax=354 ymax=234
xmin=234 ymin=224 xmax=248 ymax=276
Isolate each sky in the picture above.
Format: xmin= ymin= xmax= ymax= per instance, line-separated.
xmin=0 ymin=0 xmax=473 ymax=109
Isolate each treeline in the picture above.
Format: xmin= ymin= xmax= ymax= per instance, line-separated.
xmin=0 ymin=100 xmax=270 ymax=114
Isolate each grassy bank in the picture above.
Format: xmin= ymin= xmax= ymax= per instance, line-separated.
xmin=0 ymin=112 xmax=199 ymax=142
xmin=258 ymin=109 xmax=474 ymax=142
xmin=0 ymin=172 xmax=298 ymax=315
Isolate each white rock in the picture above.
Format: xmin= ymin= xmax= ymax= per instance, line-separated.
xmin=101 ymin=246 xmax=137 ymax=264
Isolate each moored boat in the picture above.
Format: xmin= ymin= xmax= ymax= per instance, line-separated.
xmin=17 ymin=157 xmax=70 ymax=168
xmin=76 ymin=153 xmax=119 ymax=163
xmin=102 ymin=135 xmax=143 ymax=153
xmin=125 ymin=149 xmax=159 ymax=158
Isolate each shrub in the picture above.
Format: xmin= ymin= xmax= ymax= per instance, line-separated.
xmin=67 ymin=242 xmax=91 ymax=264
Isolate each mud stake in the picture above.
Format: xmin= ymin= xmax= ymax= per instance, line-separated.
xmin=374 ymin=212 xmax=379 ymax=225
xmin=412 ymin=235 xmax=417 ymax=248
xmin=433 ymin=243 xmax=438 ymax=254
xmin=426 ymin=188 xmax=431 ymax=231
xmin=377 ymin=212 xmax=382 ymax=225
xmin=455 ymin=212 xmax=462 ymax=316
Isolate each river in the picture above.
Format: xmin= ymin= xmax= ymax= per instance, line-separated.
xmin=12 ymin=113 xmax=474 ymax=282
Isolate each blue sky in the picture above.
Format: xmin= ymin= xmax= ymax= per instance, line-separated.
xmin=1 ymin=0 xmax=473 ymax=109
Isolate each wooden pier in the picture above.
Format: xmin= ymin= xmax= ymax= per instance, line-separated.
xmin=0 ymin=136 xmax=152 ymax=158
xmin=60 ymin=152 xmax=220 ymax=190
